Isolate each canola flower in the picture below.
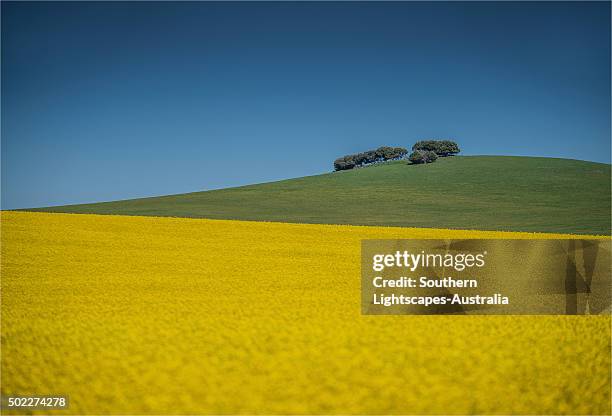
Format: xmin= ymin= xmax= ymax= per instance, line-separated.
xmin=1 ymin=211 xmax=610 ymax=415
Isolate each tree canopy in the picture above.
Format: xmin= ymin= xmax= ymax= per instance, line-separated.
xmin=408 ymin=150 xmax=438 ymax=164
xmin=334 ymin=146 xmax=408 ymax=171
xmin=333 ymin=140 xmax=460 ymax=170
xmin=412 ymin=140 xmax=460 ymax=157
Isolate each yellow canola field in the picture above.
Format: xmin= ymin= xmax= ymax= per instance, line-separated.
xmin=1 ymin=211 xmax=610 ymax=415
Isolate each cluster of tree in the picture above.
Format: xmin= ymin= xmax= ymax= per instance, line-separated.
xmin=408 ymin=140 xmax=460 ymax=164
xmin=334 ymin=146 xmax=408 ymax=171
xmin=408 ymin=150 xmax=438 ymax=164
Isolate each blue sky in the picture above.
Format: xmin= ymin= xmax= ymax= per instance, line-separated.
xmin=2 ymin=1 xmax=610 ymax=209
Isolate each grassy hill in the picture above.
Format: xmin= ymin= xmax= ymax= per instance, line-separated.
xmin=27 ymin=156 xmax=611 ymax=235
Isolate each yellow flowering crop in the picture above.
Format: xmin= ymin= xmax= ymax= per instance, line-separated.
xmin=1 ymin=212 xmax=610 ymax=414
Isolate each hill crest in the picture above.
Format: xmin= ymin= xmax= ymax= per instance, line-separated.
xmin=24 ymin=156 xmax=612 ymax=235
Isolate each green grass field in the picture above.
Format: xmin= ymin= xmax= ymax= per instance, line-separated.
xmin=27 ymin=156 xmax=611 ymax=235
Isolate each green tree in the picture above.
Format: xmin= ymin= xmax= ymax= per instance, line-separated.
xmin=409 ymin=150 xmax=438 ymax=164
xmin=436 ymin=140 xmax=460 ymax=156
xmin=333 ymin=146 xmax=409 ymax=171
xmin=412 ymin=140 xmax=438 ymax=152
xmin=412 ymin=140 xmax=460 ymax=157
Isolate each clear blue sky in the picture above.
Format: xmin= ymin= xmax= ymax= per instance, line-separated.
xmin=2 ymin=1 xmax=610 ymax=209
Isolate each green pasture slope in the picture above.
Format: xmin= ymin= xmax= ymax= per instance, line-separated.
xmin=28 ymin=156 xmax=611 ymax=235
